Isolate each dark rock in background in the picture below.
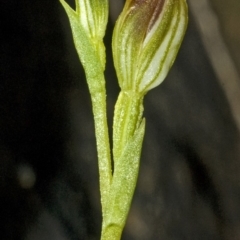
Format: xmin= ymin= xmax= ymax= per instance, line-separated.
xmin=0 ymin=0 xmax=240 ymax=240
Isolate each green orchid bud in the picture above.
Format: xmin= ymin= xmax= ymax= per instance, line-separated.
xmin=112 ymin=0 xmax=188 ymax=94
xmin=60 ymin=0 xmax=108 ymax=69
xmin=75 ymin=0 xmax=108 ymax=67
xmin=75 ymin=0 xmax=108 ymax=41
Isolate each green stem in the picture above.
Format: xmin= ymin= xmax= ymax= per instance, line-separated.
xmin=101 ymin=224 xmax=122 ymax=240
xmin=87 ymin=74 xmax=112 ymax=217
xmin=58 ymin=4 xmax=112 ymax=210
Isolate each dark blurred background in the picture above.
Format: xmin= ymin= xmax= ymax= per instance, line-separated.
xmin=0 ymin=0 xmax=240 ymax=239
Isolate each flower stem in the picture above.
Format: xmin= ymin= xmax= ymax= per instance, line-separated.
xmin=87 ymin=74 xmax=112 ymax=217
xmin=101 ymin=224 xmax=122 ymax=240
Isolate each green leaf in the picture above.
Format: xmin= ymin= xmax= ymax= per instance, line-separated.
xmin=113 ymin=91 xmax=143 ymax=163
xmin=104 ymin=119 xmax=146 ymax=229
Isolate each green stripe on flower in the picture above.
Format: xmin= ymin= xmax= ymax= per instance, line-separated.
xmin=75 ymin=0 xmax=108 ymax=40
